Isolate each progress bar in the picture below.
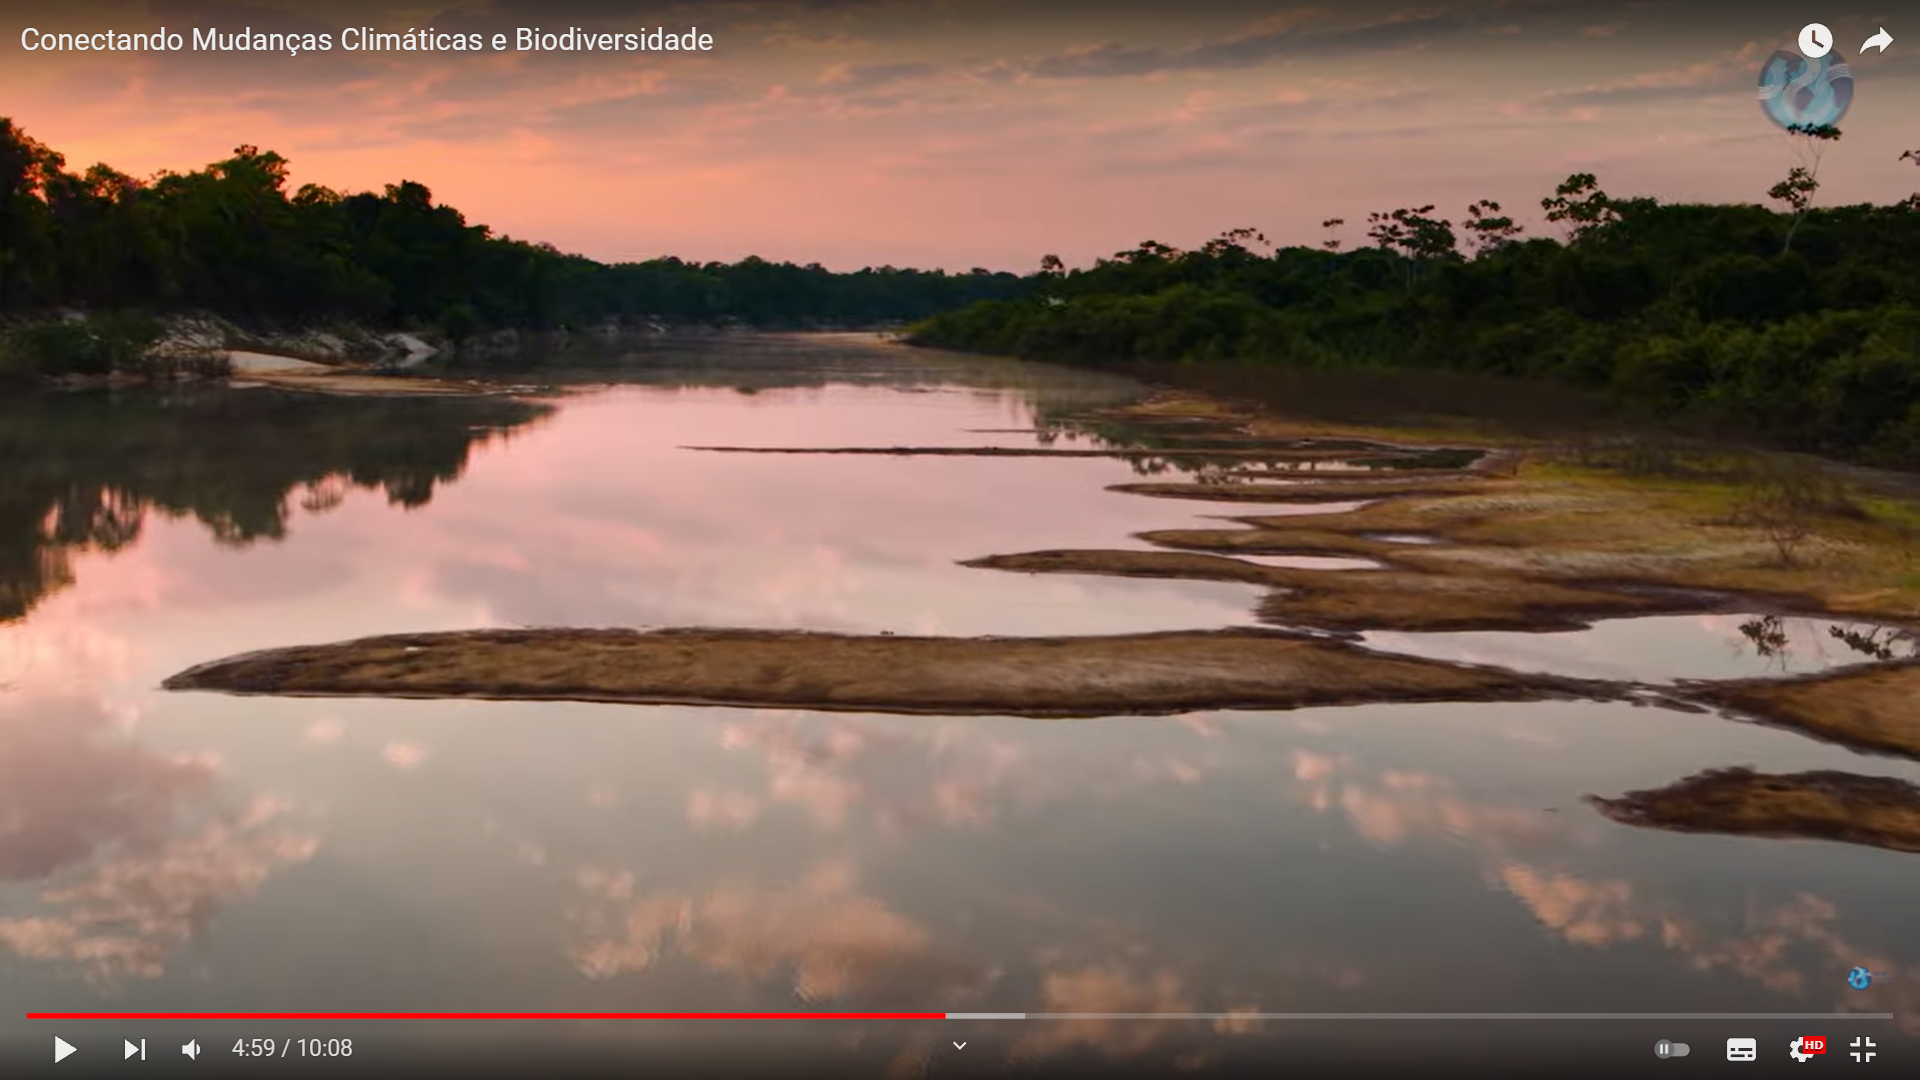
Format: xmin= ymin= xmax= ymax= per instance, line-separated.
xmin=944 ymin=1006 xmax=1889 ymax=1014
xmin=27 ymin=1013 xmax=945 ymax=1021
xmin=30 ymin=1012 xmax=1895 ymax=1021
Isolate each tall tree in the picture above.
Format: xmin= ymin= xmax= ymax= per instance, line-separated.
xmin=1540 ymin=173 xmax=1619 ymax=243
xmin=1368 ymin=205 xmax=1456 ymax=288
xmin=1463 ymin=199 xmax=1523 ymax=255
xmin=1772 ymin=124 xmax=1843 ymax=253
xmin=1320 ymin=217 xmax=1345 ymax=252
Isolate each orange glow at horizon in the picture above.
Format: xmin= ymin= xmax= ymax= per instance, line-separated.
xmin=5 ymin=0 xmax=1917 ymax=270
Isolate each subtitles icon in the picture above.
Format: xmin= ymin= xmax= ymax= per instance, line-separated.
xmin=1790 ymin=1036 xmax=1827 ymax=1062
xmin=1728 ymin=1037 xmax=1758 ymax=1061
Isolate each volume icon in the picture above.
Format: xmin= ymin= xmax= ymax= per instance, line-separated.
xmin=182 ymin=1039 xmax=201 ymax=1060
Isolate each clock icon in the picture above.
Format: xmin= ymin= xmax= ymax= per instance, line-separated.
xmin=1799 ymin=23 xmax=1833 ymax=58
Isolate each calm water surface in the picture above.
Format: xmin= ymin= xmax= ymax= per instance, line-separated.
xmin=2 ymin=335 xmax=1914 ymax=1070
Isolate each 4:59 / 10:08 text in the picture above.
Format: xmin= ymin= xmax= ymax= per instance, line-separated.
xmin=233 ymin=1038 xmax=354 ymax=1057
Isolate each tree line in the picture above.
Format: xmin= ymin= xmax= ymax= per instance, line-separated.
xmin=910 ymin=167 xmax=1920 ymax=468
xmin=0 ymin=117 xmax=1024 ymax=339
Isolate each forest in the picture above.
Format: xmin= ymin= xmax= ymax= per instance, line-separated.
xmin=0 ymin=117 xmax=1024 ymax=345
xmin=7 ymin=111 xmax=1920 ymax=467
xmin=911 ymin=170 xmax=1920 ymax=468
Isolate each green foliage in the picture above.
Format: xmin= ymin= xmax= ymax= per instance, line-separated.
xmin=0 ymin=117 xmax=1026 ymax=335
xmin=1 ymin=312 xmax=162 ymax=377
xmin=911 ymin=173 xmax=1920 ymax=468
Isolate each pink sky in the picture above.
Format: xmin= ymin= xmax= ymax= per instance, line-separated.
xmin=4 ymin=0 xmax=1917 ymax=270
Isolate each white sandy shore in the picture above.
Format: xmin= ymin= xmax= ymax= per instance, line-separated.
xmin=225 ymin=350 xmax=335 ymax=374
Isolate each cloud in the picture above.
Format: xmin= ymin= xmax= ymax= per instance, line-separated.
xmin=381 ymin=741 xmax=428 ymax=769
xmin=1291 ymin=747 xmax=1918 ymax=1030
xmin=1527 ymin=43 xmax=1764 ymax=111
xmin=0 ymin=795 xmax=319 ymax=989
xmin=1289 ymin=749 xmax=1563 ymax=851
xmin=563 ymin=858 xmax=986 ymax=1000
xmin=0 ymin=696 xmax=213 ymax=881
xmin=1498 ymin=863 xmax=1920 ymax=1031
xmin=817 ymin=60 xmax=938 ymax=89
xmin=1010 ymin=961 xmax=1272 ymax=1065
xmin=1018 ymin=2 xmax=1578 ymax=81
xmin=716 ymin=715 xmax=1030 ymax=833
xmin=1498 ymin=863 xmax=1644 ymax=946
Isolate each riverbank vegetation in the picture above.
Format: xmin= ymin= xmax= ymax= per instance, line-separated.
xmin=910 ymin=175 xmax=1920 ymax=469
xmin=1038 ymin=391 xmax=1920 ymax=627
xmin=0 ymin=115 xmax=1024 ymax=380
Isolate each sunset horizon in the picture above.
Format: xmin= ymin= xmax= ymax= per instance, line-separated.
xmin=6 ymin=0 xmax=1916 ymax=272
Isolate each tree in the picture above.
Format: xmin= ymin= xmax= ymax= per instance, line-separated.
xmin=1463 ymin=199 xmax=1522 ymax=255
xmin=1038 ymin=253 xmax=1065 ymax=275
xmin=1365 ymin=210 xmax=1406 ymax=253
xmin=1767 ymin=166 xmax=1820 ymax=250
xmin=1320 ymin=217 xmax=1345 ymax=252
xmin=1368 ymin=205 xmax=1456 ymax=288
xmin=1772 ymin=124 xmax=1842 ymax=253
xmin=0 ymin=117 xmax=65 ymax=303
xmin=1201 ymin=226 xmax=1269 ymax=257
xmin=1114 ymin=240 xmax=1181 ymax=263
xmin=1540 ymin=173 xmax=1619 ymax=243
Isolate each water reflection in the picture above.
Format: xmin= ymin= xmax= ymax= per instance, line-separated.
xmin=1284 ymin=743 xmax=1918 ymax=1032
xmin=1362 ymin=613 xmax=1913 ymax=683
xmin=0 ymin=695 xmax=317 ymax=989
xmin=0 ymin=696 xmax=207 ymax=881
xmin=2 ymin=337 xmax=1913 ymax=1067
xmin=0 ymin=388 xmax=551 ymax=621
xmin=565 ymin=858 xmax=986 ymax=1002
xmin=703 ymin=716 xmax=1028 ymax=834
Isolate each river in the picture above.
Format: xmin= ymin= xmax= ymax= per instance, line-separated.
xmin=2 ymin=334 xmax=1913 ymax=1075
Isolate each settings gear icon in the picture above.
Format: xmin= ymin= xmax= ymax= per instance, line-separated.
xmin=1790 ymin=1037 xmax=1815 ymax=1063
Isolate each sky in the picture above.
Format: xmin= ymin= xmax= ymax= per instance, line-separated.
xmin=3 ymin=0 xmax=1917 ymax=270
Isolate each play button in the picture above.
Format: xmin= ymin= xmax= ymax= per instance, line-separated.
xmin=54 ymin=1036 xmax=77 ymax=1063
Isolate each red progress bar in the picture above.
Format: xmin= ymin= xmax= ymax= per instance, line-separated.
xmin=29 ymin=1012 xmax=943 ymax=1020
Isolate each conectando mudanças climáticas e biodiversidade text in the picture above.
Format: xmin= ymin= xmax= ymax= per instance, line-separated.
xmin=19 ymin=25 xmax=716 ymax=56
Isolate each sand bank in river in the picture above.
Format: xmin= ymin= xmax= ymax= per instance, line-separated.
xmin=1592 ymin=767 xmax=1920 ymax=854
xmin=231 ymin=370 xmax=489 ymax=396
xmin=1091 ymin=390 xmax=1920 ymax=627
xmin=161 ymin=627 xmax=1623 ymax=718
xmin=224 ymin=349 xmax=494 ymax=396
xmin=962 ymin=548 xmax=1727 ymax=632
xmin=1687 ymin=663 xmax=1920 ymax=760
xmin=681 ymin=444 xmax=1452 ymax=460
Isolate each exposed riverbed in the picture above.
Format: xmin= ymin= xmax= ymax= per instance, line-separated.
xmin=4 ymin=334 xmax=1916 ymax=1071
